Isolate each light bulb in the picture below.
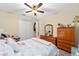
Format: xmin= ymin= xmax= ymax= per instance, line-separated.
xmin=32 ymin=10 xmax=37 ymax=13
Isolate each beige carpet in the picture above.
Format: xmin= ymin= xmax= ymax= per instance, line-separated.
xmin=59 ymin=49 xmax=71 ymax=56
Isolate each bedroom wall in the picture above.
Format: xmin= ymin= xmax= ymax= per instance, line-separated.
xmin=39 ymin=8 xmax=79 ymax=37
xmin=0 ymin=11 xmax=34 ymax=36
xmin=0 ymin=11 xmax=19 ymax=35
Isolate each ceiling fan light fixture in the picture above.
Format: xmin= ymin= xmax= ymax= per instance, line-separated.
xmin=24 ymin=3 xmax=44 ymax=16
xmin=32 ymin=10 xmax=37 ymax=13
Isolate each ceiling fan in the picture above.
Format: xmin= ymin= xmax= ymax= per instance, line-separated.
xmin=24 ymin=3 xmax=44 ymax=16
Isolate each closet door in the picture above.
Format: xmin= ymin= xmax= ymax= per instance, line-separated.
xmin=19 ymin=20 xmax=35 ymax=40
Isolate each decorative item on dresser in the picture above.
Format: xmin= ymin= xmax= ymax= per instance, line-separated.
xmin=40 ymin=35 xmax=57 ymax=45
xmin=57 ymin=27 xmax=75 ymax=53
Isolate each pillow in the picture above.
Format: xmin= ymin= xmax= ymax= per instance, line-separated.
xmin=0 ymin=33 xmax=7 ymax=39
xmin=0 ymin=39 xmax=6 ymax=44
xmin=32 ymin=38 xmax=51 ymax=46
xmin=7 ymin=38 xmax=19 ymax=52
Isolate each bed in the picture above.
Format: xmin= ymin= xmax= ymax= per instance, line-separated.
xmin=0 ymin=38 xmax=59 ymax=56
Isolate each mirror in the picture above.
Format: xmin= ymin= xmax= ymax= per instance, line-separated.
xmin=44 ymin=24 xmax=53 ymax=36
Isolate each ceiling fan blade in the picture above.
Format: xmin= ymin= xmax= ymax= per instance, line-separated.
xmin=24 ymin=3 xmax=32 ymax=9
xmin=37 ymin=3 xmax=43 ymax=9
xmin=25 ymin=10 xmax=32 ymax=13
xmin=37 ymin=10 xmax=44 ymax=13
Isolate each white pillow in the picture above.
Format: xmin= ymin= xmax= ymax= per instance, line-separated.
xmin=0 ymin=39 xmax=6 ymax=44
xmin=32 ymin=38 xmax=51 ymax=46
xmin=7 ymin=38 xmax=19 ymax=52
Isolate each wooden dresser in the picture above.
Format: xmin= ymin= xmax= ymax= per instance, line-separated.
xmin=40 ymin=35 xmax=56 ymax=45
xmin=57 ymin=27 xmax=75 ymax=53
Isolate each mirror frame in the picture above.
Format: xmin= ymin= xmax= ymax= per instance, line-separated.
xmin=44 ymin=24 xmax=53 ymax=36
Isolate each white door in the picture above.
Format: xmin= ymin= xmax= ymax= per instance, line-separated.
xmin=19 ymin=20 xmax=35 ymax=40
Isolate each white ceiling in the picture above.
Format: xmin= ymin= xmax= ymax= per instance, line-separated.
xmin=0 ymin=3 xmax=79 ymax=18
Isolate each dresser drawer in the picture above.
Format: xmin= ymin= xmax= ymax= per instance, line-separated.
xmin=40 ymin=35 xmax=56 ymax=45
xmin=57 ymin=39 xmax=75 ymax=46
xmin=58 ymin=44 xmax=71 ymax=52
xmin=57 ymin=42 xmax=74 ymax=52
